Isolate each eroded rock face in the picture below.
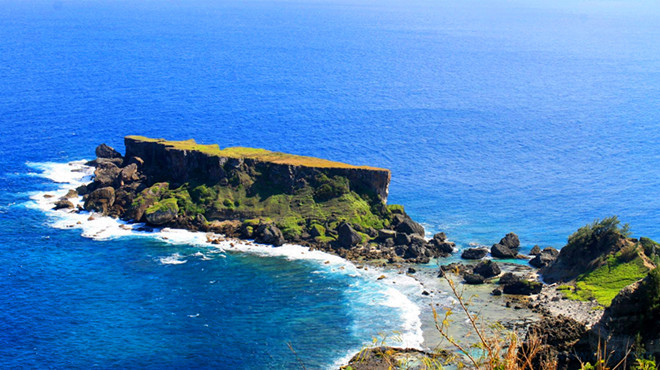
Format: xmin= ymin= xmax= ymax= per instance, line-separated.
xmin=93 ymin=163 xmax=121 ymax=187
xmin=145 ymin=208 xmax=177 ymax=226
xmin=53 ymin=199 xmax=74 ymax=210
xmin=395 ymin=217 xmax=425 ymax=236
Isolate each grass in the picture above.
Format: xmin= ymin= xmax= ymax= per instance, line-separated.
xmin=561 ymin=252 xmax=650 ymax=306
xmin=126 ymin=135 xmax=388 ymax=171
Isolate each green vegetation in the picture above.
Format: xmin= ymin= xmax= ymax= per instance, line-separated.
xmin=145 ymin=197 xmax=179 ymax=215
xmin=126 ymin=135 xmax=386 ymax=170
xmin=560 ymin=246 xmax=650 ymax=306
xmin=566 ymin=216 xmax=630 ymax=252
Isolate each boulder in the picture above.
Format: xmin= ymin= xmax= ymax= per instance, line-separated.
xmin=377 ymin=229 xmax=396 ymax=241
xmin=492 ymin=288 xmax=502 ymax=296
xmin=502 ymin=280 xmax=542 ymax=295
xmin=473 ymin=260 xmax=501 ymax=278
xmin=523 ymin=315 xmax=588 ymax=369
xmin=491 ymin=243 xmax=517 ymax=258
xmin=461 ymin=247 xmax=488 ymax=260
xmin=529 ymin=245 xmax=542 ymax=255
xmin=464 ymin=273 xmax=485 ymax=285
xmin=439 ymin=263 xmax=470 ymax=277
xmin=337 ymin=222 xmax=361 ymax=248
xmin=410 ymin=234 xmax=427 ymax=246
xmin=84 ymin=186 xmax=115 ymax=213
xmin=120 ymin=163 xmax=139 ymax=182
xmin=126 ymin=156 xmax=144 ymax=168
xmin=530 ymin=248 xmax=559 ymax=268
xmin=429 ymin=240 xmax=455 ymax=255
xmin=64 ymin=189 xmax=79 ymax=199
xmin=53 ymin=199 xmax=74 ymax=210
xmin=394 ymin=232 xmax=411 ymax=246
xmin=433 ymin=232 xmax=447 ymax=242
xmin=145 ymin=208 xmax=177 ymax=226
xmin=255 ymin=224 xmax=286 ymax=246
xmin=499 ymin=233 xmax=520 ymax=249
xmin=498 ymin=272 xmax=520 ymax=285
xmin=93 ymin=162 xmax=121 ymax=186
xmin=95 ymin=143 xmax=122 ymax=159
xmin=394 ymin=217 xmax=425 ymax=236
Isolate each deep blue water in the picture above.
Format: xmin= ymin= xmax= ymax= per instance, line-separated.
xmin=1 ymin=0 xmax=659 ymax=367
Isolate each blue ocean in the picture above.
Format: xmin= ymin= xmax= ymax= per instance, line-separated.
xmin=1 ymin=0 xmax=658 ymax=367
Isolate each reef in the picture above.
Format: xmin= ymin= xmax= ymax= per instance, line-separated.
xmin=76 ymin=136 xmax=456 ymax=263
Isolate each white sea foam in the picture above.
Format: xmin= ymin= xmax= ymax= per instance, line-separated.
xmin=27 ymin=160 xmax=426 ymax=368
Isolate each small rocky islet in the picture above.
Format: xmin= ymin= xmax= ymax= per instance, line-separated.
xmin=53 ymin=136 xmax=659 ymax=368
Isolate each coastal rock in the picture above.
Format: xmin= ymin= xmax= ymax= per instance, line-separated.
xmin=377 ymin=229 xmax=396 ymax=241
xmin=530 ymin=245 xmax=542 ymax=255
xmin=337 ymin=222 xmax=361 ymax=248
xmin=529 ymin=248 xmax=559 ymax=268
xmin=120 ymin=163 xmax=139 ymax=182
xmin=433 ymin=232 xmax=446 ymax=242
xmin=410 ymin=234 xmax=426 ymax=246
xmin=255 ymin=224 xmax=285 ymax=246
xmin=53 ymin=199 xmax=74 ymax=210
xmin=473 ymin=260 xmax=501 ymax=278
xmin=523 ymin=315 xmax=587 ymax=369
xmin=84 ymin=186 xmax=115 ymax=213
xmin=439 ymin=263 xmax=470 ymax=277
xmin=461 ymin=247 xmax=488 ymax=260
xmin=145 ymin=207 xmax=177 ymax=226
xmin=502 ymin=280 xmax=542 ymax=295
xmin=341 ymin=347 xmax=448 ymax=370
xmin=491 ymin=243 xmax=517 ymax=258
xmin=64 ymin=189 xmax=78 ymax=199
xmin=464 ymin=273 xmax=485 ymax=285
xmin=95 ymin=143 xmax=122 ymax=159
xmin=394 ymin=232 xmax=411 ymax=246
xmin=126 ymin=156 xmax=144 ymax=168
xmin=394 ymin=217 xmax=425 ymax=236
xmin=93 ymin=162 xmax=121 ymax=187
xmin=498 ymin=272 xmax=520 ymax=285
xmin=499 ymin=232 xmax=520 ymax=249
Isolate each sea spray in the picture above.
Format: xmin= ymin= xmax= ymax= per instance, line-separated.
xmin=27 ymin=160 xmax=426 ymax=367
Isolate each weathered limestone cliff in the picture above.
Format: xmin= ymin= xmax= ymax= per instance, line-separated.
xmin=124 ymin=136 xmax=391 ymax=203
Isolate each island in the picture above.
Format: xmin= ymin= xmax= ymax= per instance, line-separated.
xmin=57 ymin=136 xmax=658 ymax=369
xmin=76 ymin=135 xmax=455 ymax=263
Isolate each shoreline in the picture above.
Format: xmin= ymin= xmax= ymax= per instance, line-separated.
xmin=29 ymin=159 xmax=612 ymax=368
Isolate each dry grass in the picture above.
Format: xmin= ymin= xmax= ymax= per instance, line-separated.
xmin=126 ymin=135 xmax=388 ymax=171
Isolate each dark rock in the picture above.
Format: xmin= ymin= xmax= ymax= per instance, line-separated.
xmin=499 ymin=232 xmax=520 ymax=249
xmin=439 ymin=263 xmax=470 ymax=276
xmin=429 ymin=235 xmax=455 ymax=254
xmin=407 ymin=267 xmax=416 ymax=274
xmin=95 ymin=144 xmax=123 ymax=159
xmin=461 ymin=247 xmax=488 ymax=260
xmin=529 ymin=245 xmax=542 ymax=255
xmin=84 ymin=186 xmax=115 ymax=213
xmin=464 ymin=273 xmax=485 ymax=285
xmin=492 ymin=288 xmax=502 ymax=296
xmin=337 ymin=222 xmax=361 ymax=248
xmin=410 ymin=234 xmax=426 ymax=246
xmin=64 ymin=189 xmax=78 ymax=199
xmin=523 ymin=315 xmax=588 ymax=370
xmin=377 ymin=229 xmax=396 ymax=240
xmin=145 ymin=207 xmax=177 ymax=226
xmin=491 ymin=243 xmax=517 ymax=258
xmin=530 ymin=248 xmax=559 ymax=268
xmin=255 ymin=224 xmax=286 ymax=246
xmin=394 ymin=217 xmax=425 ymax=236
xmin=53 ymin=199 xmax=74 ymax=210
xmin=394 ymin=232 xmax=411 ymax=246
xmin=93 ymin=162 xmax=121 ymax=186
xmin=473 ymin=260 xmax=501 ymax=278
xmin=421 ymin=290 xmax=429 ymax=296
xmin=433 ymin=232 xmax=447 ymax=242
xmin=498 ymin=272 xmax=521 ymax=285
xmin=502 ymin=280 xmax=542 ymax=295
xmin=120 ymin=163 xmax=139 ymax=182
xmin=126 ymin=156 xmax=144 ymax=168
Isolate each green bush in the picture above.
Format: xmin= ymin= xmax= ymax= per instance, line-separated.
xmin=566 ymin=216 xmax=631 ymax=252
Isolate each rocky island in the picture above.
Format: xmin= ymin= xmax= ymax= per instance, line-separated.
xmin=54 ymin=136 xmax=659 ymax=369
xmin=75 ymin=135 xmax=455 ymax=263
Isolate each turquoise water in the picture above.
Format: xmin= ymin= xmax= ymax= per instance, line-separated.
xmin=1 ymin=0 xmax=658 ymax=367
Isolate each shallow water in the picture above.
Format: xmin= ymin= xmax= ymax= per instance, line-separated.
xmin=1 ymin=0 xmax=658 ymax=367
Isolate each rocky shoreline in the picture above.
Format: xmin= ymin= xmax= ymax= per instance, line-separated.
xmin=51 ymin=138 xmax=659 ymax=369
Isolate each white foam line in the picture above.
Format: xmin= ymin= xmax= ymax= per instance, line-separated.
xmin=27 ymin=160 xmax=426 ymax=368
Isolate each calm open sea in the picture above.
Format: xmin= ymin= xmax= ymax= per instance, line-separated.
xmin=0 ymin=0 xmax=658 ymax=367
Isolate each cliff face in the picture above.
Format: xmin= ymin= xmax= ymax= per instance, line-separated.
xmin=124 ymin=136 xmax=391 ymax=203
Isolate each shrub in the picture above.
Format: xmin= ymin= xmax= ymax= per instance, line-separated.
xmin=566 ymin=216 xmax=631 ymax=252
